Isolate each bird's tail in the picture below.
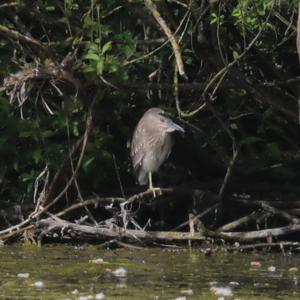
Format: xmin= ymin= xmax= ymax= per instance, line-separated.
xmin=138 ymin=170 xmax=148 ymax=185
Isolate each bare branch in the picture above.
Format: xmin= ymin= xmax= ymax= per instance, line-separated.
xmin=37 ymin=216 xmax=205 ymax=242
xmin=144 ymin=0 xmax=187 ymax=79
xmin=0 ymin=24 xmax=54 ymax=59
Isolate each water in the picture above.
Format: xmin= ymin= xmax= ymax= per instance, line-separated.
xmin=0 ymin=244 xmax=299 ymax=299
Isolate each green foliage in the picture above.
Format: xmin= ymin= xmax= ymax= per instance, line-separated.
xmin=0 ymin=0 xmax=298 ymax=206
xmin=232 ymin=0 xmax=275 ymax=30
xmin=210 ymin=12 xmax=224 ymax=25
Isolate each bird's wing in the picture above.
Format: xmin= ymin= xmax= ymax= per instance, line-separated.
xmin=130 ymin=125 xmax=145 ymax=172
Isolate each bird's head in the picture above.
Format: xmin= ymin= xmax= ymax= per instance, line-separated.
xmin=145 ymin=107 xmax=184 ymax=134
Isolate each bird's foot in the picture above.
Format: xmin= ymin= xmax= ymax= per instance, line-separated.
xmin=147 ymin=187 xmax=162 ymax=198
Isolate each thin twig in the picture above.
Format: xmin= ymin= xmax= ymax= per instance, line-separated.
xmin=32 ymin=100 xmax=95 ymax=219
xmin=55 ymin=196 xmax=124 ymax=218
xmin=217 ymin=141 xmax=238 ymax=200
xmin=0 ymin=24 xmax=54 ymax=59
xmin=124 ymin=7 xmax=190 ymax=67
xmin=66 ymin=118 xmax=98 ymax=226
xmin=181 ymin=11 xmax=271 ymax=118
xmin=172 ymin=202 xmax=221 ymax=231
xmin=112 ymin=153 xmax=125 ymax=198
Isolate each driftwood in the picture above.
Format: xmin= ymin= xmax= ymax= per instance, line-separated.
xmin=0 ymin=182 xmax=299 ymax=248
xmin=261 ymin=203 xmax=300 ymax=224
xmin=0 ymin=173 xmax=299 ymax=251
xmin=216 ymin=211 xmax=264 ymax=232
xmin=212 ymin=224 xmax=300 ymax=242
xmin=226 ymin=242 xmax=300 ymax=252
xmin=37 ymin=216 xmax=205 ymax=242
xmin=0 ymin=187 xmax=216 ymax=242
xmin=33 ymin=184 xmax=300 ymax=244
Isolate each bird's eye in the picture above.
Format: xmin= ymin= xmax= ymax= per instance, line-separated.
xmin=160 ymin=117 xmax=165 ymax=123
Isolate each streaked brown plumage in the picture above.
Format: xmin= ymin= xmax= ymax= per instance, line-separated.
xmin=131 ymin=107 xmax=184 ymax=195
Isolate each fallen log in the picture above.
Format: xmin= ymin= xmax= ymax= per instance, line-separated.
xmin=226 ymin=241 xmax=300 ymax=252
xmin=209 ymin=223 xmax=300 ymax=241
xmin=36 ymin=216 xmax=205 ymax=242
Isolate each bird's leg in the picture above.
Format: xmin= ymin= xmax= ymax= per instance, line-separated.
xmin=148 ymin=171 xmax=155 ymax=197
xmin=148 ymin=171 xmax=153 ymax=189
xmin=148 ymin=172 xmax=162 ymax=198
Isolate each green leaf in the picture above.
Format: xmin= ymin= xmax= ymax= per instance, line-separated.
xmin=87 ymin=42 xmax=99 ymax=51
xmin=102 ymin=41 xmax=112 ymax=54
xmin=84 ymin=53 xmax=100 ymax=61
xmin=233 ymin=51 xmax=240 ymax=60
xmin=32 ymin=148 xmax=42 ymax=164
xmin=72 ymin=121 xmax=79 ymax=137
xmin=96 ymin=59 xmax=105 ymax=75
xmin=82 ymin=65 xmax=95 ymax=73
xmin=230 ymin=123 xmax=238 ymax=130
xmin=83 ymin=157 xmax=95 ymax=170
xmin=210 ymin=12 xmax=218 ymax=24
xmin=21 ymin=171 xmax=35 ymax=182
xmin=232 ymin=8 xmax=241 ymax=18
xmin=45 ymin=6 xmax=55 ymax=11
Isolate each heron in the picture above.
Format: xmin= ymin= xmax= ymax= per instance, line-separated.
xmin=131 ymin=107 xmax=184 ymax=197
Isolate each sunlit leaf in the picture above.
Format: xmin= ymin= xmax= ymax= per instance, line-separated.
xmin=102 ymin=41 xmax=112 ymax=54
xmin=84 ymin=53 xmax=100 ymax=61
xmin=96 ymin=59 xmax=105 ymax=75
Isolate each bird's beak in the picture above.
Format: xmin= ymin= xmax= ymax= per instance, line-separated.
xmin=167 ymin=121 xmax=185 ymax=134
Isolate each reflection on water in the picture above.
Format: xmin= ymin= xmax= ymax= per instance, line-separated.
xmin=0 ymin=244 xmax=299 ymax=299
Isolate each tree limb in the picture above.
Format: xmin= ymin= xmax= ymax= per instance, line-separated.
xmin=144 ymin=0 xmax=187 ymax=79
xmin=37 ymin=216 xmax=205 ymax=242
xmin=0 ymin=24 xmax=54 ymax=59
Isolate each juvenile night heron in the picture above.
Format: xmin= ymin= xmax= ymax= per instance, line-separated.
xmin=131 ymin=107 xmax=184 ymax=196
